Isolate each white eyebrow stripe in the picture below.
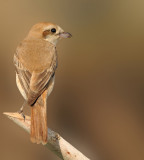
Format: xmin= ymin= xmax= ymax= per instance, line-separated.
xmin=44 ymin=25 xmax=55 ymax=31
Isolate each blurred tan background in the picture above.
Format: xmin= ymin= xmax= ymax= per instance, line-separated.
xmin=0 ymin=0 xmax=144 ymax=159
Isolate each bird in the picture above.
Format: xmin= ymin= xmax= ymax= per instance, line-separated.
xmin=13 ymin=22 xmax=72 ymax=144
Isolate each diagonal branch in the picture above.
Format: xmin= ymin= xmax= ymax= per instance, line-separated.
xmin=3 ymin=112 xmax=90 ymax=160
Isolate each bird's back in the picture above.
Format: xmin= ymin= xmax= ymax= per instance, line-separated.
xmin=15 ymin=38 xmax=57 ymax=72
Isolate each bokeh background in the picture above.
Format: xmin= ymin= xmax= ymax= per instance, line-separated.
xmin=0 ymin=0 xmax=144 ymax=159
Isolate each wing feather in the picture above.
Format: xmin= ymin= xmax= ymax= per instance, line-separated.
xmin=14 ymin=54 xmax=31 ymax=98
xmin=14 ymin=52 xmax=57 ymax=106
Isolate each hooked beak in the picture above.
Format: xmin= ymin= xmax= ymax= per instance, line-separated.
xmin=59 ymin=32 xmax=72 ymax=38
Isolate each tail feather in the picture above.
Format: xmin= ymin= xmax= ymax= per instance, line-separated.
xmin=30 ymin=100 xmax=47 ymax=144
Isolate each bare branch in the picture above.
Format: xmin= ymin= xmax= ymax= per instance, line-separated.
xmin=3 ymin=112 xmax=90 ymax=160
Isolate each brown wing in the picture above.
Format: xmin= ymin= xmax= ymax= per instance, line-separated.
xmin=14 ymin=53 xmax=57 ymax=106
xmin=14 ymin=54 xmax=31 ymax=99
xmin=28 ymin=58 xmax=57 ymax=106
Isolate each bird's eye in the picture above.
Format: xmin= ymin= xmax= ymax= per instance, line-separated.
xmin=51 ymin=28 xmax=56 ymax=33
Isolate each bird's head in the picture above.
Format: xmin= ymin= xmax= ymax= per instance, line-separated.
xmin=27 ymin=22 xmax=72 ymax=45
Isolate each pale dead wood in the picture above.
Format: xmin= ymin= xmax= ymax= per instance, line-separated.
xmin=3 ymin=112 xmax=90 ymax=160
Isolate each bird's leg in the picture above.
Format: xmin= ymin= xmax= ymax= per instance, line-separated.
xmin=18 ymin=101 xmax=27 ymax=121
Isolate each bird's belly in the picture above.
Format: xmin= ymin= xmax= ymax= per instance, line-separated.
xmin=47 ymin=76 xmax=55 ymax=98
xmin=16 ymin=74 xmax=27 ymax=100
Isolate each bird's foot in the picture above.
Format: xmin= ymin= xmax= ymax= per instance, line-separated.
xmin=18 ymin=109 xmax=25 ymax=121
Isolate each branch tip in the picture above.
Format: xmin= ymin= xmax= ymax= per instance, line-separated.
xmin=4 ymin=111 xmax=90 ymax=160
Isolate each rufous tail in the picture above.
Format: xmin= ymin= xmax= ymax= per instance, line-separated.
xmin=30 ymin=96 xmax=47 ymax=144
